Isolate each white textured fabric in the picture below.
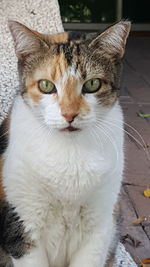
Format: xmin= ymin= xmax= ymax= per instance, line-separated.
xmin=0 ymin=1 xmax=136 ymax=266
xmin=0 ymin=0 xmax=63 ymax=123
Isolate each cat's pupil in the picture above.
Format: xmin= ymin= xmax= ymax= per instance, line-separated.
xmin=45 ymin=81 xmax=49 ymax=88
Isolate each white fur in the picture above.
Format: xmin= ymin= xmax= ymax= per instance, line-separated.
xmin=3 ymin=95 xmax=124 ymax=267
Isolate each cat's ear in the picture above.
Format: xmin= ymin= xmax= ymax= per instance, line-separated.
xmin=8 ymin=20 xmax=48 ymax=59
xmin=89 ymin=21 xmax=131 ymax=59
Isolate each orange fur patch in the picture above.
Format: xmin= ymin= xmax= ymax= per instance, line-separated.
xmin=60 ymin=76 xmax=90 ymax=117
xmin=27 ymin=81 xmax=37 ymax=89
xmin=26 ymin=81 xmax=42 ymax=102
xmin=51 ymin=53 xmax=68 ymax=81
xmin=47 ymin=32 xmax=68 ymax=44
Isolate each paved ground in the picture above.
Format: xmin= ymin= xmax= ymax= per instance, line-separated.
xmin=120 ymin=36 xmax=150 ymax=264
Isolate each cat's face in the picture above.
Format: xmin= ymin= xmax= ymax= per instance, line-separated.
xmin=9 ymin=21 xmax=131 ymax=133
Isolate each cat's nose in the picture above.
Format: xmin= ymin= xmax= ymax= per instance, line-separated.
xmin=62 ymin=113 xmax=78 ymax=123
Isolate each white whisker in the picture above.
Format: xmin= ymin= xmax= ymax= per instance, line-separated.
xmin=96 ymin=114 xmax=150 ymax=163
xmin=94 ymin=122 xmax=119 ymax=171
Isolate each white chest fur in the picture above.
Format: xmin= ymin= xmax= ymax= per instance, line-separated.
xmin=3 ymin=96 xmax=124 ymax=267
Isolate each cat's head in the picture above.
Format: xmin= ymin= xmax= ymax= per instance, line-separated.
xmin=9 ymin=21 xmax=131 ymax=133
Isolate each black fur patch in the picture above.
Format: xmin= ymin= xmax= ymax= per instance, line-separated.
xmin=0 ymin=120 xmax=8 ymax=156
xmin=0 ymin=246 xmax=12 ymax=267
xmin=0 ymin=201 xmax=28 ymax=259
xmin=68 ymin=31 xmax=87 ymax=42
xmin=63 ymin=43 xmax=73 ymax=65
xmin=68 ymin=31 xmax=98 ymax=43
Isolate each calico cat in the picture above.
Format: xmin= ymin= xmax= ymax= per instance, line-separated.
xmin=0 ymin=20 xmax=131 ymax=267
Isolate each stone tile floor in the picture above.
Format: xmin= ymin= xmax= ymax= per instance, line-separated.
xmin=120 ymin=36 xmax=150 ymax=264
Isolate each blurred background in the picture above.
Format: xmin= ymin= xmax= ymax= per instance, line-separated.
xmin=59 ymin=0 xmax=150 ymax=32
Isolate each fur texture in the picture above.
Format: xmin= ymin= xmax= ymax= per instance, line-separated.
xmin=0 ymin=21 xmax=130 ymax=267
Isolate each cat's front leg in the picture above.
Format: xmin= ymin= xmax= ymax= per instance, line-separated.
xmin=0 ymin=201 xmax=49 ymax=267
xmin=12 ymin=242 xmax=49 ymax=267
xmin=70 ymin=218 xmax=115 ymax=267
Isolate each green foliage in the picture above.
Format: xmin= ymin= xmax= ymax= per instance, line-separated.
xmin=59 ymin=0 xmax=116 ymax=23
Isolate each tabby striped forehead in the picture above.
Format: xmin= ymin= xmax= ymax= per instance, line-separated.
xmin=51 ymin=35 xmax=87 ymax=83
xmin=25 ymin=52 xmax=84 ymax=104
xmin=25 ymin=32 xmax=89 ymax=102
xmin=27 ymin=31 xmax=86 ymax=78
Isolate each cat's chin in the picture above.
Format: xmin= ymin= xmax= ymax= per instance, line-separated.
xmin=60 ymin=126 xmax=81 ymax=132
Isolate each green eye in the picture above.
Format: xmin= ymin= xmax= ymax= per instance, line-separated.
xmin=82 ymin=78 xmax=101 ymax=94
xmin=38 ymin=79 xmax=56 ymax=94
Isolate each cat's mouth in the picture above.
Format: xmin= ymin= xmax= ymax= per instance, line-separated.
xmin=61 ymin=125 xmax=80 ymax=132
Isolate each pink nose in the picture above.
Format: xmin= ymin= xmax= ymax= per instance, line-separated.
xmin=62 ymin=113 xmax=78 ymax=123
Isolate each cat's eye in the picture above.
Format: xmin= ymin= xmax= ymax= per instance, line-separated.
xmin=38 ymin=79 xmax=56 ymax=94
xmin=82 ymin=78 xmax=101 ymax=94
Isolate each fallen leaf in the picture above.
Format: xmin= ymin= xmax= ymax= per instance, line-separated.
xmin=138 ymin=258 xmax=150 ymax=267
xmin=138 ymin=113 xmax=150 ymax=118
xmin=138 ymin=257 xmax=150 ymax=267
xmin=132 ymin=217 xmax=146 ymax=225
xmin=142 ymin=259 xmax=150 ymax=264
xmin=144 ymin=188 xmax=150 ymax=198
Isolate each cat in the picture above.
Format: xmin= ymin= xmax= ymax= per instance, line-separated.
xmin=0 ymin=20 xmax=131 ymax=267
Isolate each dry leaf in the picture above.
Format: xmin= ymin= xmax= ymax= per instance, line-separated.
xmin=139 ymin=258 xmax=150 ymax=267
xmin=142 ymin=259 xmax=150 ymax=264
xmin=138 ymin=258 xmax=150 ymax=267
xmin=144 ymin=188 xmax=150 ymax=197
xmin=133 ymin=216 xmax=150 ymax=225
xmin=132 ymin=217 xmax=146 ymax=225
